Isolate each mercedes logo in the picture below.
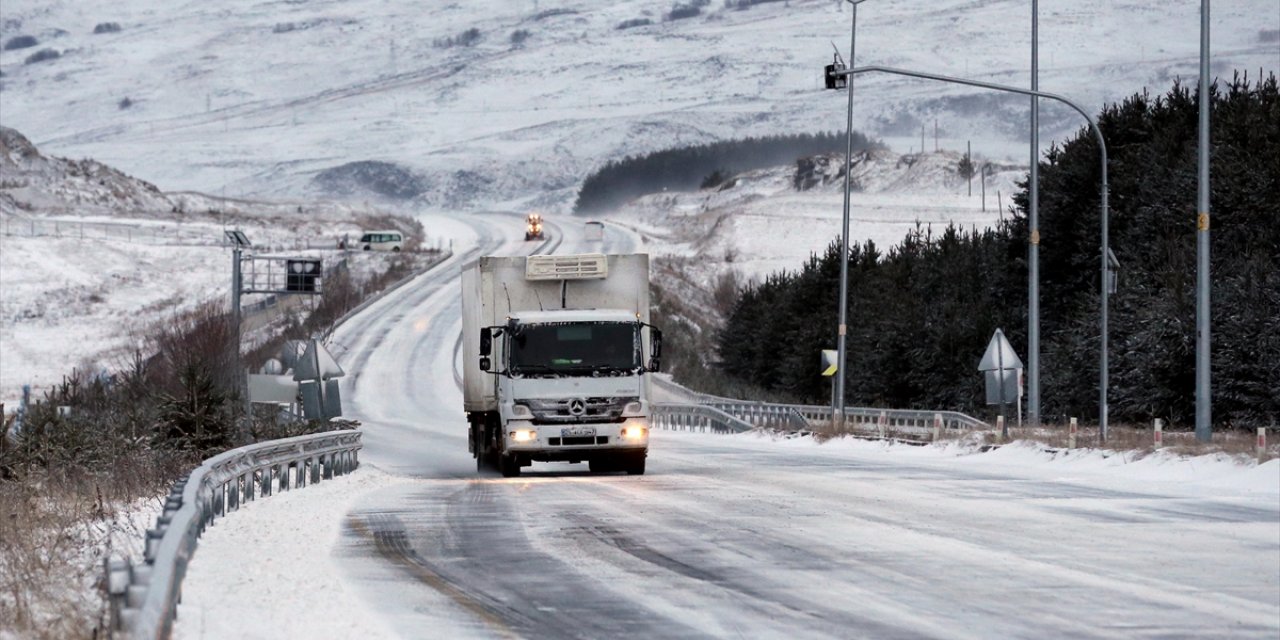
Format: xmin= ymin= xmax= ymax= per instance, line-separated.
xmin=568 ymin=398 xmax=586 ymax=416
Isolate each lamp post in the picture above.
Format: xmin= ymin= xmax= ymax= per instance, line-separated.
xmin=1029 ymin=0 xmax=1041 ymax=425
xmin=831 ymin=0 xmax=869 ymax=429
xmin=830 ymin=64 xmax=1112 ymax=441
xmin=1195 ymin=0 xmax=1212 ymax=442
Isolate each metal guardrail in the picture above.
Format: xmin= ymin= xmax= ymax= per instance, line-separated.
xmin=652 ymin=404 xmax=755 ymax=434
xmin=652 ymin=376 xmax=988 ymax=437
xmin=105 ymin=430 xmax=362 ymax=639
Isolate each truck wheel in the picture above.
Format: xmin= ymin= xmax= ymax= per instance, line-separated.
xmin=499 ymin=454 xmax=521 ymax=478
xmin=588 ymin=458 xmax=612 ymax=473
xmin=625 ymin=453 xmax=646 ymax=476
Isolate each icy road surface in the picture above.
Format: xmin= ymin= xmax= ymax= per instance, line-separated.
xmin=175 ymin=212 xmax=1280 ymax=639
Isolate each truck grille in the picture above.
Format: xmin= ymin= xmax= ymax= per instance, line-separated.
xmin=522 ymin=397 xmax=636 ymax=424
xmin=549 ymin=436 xmax=610 ymax=446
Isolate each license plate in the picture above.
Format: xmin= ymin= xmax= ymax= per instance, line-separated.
xmin=561 ymin=426 xmax=597 ymax=438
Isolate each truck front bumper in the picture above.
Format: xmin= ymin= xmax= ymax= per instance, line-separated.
xmin=504 ymin=418 xmax=648 ymax=460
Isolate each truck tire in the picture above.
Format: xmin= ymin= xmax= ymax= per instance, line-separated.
xmin=588 ymin=457 xmax=613 ymax=473
xmin=499 ymin=454 xmax=521 ymax=478
xmin=624 ymin=452 xmax=646 ymax=476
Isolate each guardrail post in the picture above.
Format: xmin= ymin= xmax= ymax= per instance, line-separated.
xmin=1153 ymin=418 xmax=1164 ymax=449
xmin=262 ymin=467 xmax=272 ymax=496
xmin=933 ymin=413 xmax=943 ymax=442
xmin=1069 ymin=417 xmax=1078 ymax=449
xmin=324 ymin=454 xmax=335 ymax=479
xmin=1258 ymin=427 xmax=1267 ymax=464
xmin=878 ymin=411 xmax=887 ymax=439
xmin=280 ymin=464 xmax=291 ymax=492
xmin=996 ymin=415 xmax=1006 ymax=442
xmin=310 ymin=458 xmax=321 ymax=484
xmin=106 ymin=556 xmax=130 ymax=632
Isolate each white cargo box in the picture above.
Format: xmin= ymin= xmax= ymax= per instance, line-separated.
xmin=461 ymin=254 xmax=651 ymax=413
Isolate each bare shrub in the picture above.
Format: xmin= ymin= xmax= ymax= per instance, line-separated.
xmin=667 ymin=5 xmax=703 ymax=21
xmin=616 ymin=18 xmax=652 ymax=30
xmin=4 ymin=35 xmax=38 ymax=50
xmin=92 ymin=22 xmax=122 ymax=34
xmin=434 ymin=27 xmax=482 ymax=49
xmin=117 ymin=96 xmax=133 ymax=110
xmin=712 ymin=268 xmax=740 ymax=316
xmin=24 ymin=48 xmax=60 ymax=64
xmin=510 ymin=29 xmax=530 ymax=47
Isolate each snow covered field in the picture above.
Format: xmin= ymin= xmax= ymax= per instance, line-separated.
xmin=1 ymin=0 xmax=1275 ymax=210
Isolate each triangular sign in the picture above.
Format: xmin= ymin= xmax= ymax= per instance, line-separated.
xmin=293 ymin=339 xmax=346 ymax=382
xmin=978 ymin=329 xmax=1024 ymax=371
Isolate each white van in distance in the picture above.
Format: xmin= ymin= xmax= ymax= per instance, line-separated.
xmin=359 ymin=230 xmax=403 ymax=252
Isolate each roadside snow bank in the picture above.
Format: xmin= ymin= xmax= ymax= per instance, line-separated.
xmin=172 ymin=467 xmax=407 ymax=640
xmin=715 ymin=431 xmax=1280 ymax=497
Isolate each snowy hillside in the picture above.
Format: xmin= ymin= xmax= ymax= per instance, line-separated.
xmin=0 ymin=129 xmax=421 ymax=407
xmin=1 ymin=0 xmax=1275 ymax=210
xmin=612 ymin=147 xmax=1025 ymax=284
xmin=1 ymin=126 xmax=172 ymax=215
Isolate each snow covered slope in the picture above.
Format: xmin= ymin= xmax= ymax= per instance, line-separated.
xmin=1 ymin=0 xmax=1275 ymax=210
xmin=0 ymin=129 xmax=417 ymax=407
xmin=613 ymin=147 xmax=1025 ymax=284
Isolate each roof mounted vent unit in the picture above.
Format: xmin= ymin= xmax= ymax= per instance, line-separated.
xmin=525 ymin=254 xmax=608 ymax=281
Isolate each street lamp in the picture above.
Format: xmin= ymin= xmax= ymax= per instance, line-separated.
xmin=827 ymin=0 xmax=870 ymax=430
xmin=829 ymin=64 xmax=1113 ymax=441
xmin=1195 ymin=0 xmax=1212 ymax=442
xmin=1029 ymin=0 xmax=1042 ymax=425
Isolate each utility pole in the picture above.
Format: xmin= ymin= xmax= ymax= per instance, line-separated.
xmin=834 ymin=0 xmax=867 ymax=431
xmin=1029 ymin=0 xmax=1042 ymax=425
xmin=966 ymin=140 xmax=972 ymax=196
xmin=1195 ymin=0 xmax=1212 ymax=442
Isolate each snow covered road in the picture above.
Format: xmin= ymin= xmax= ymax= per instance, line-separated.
xmin=175 ymin=211 xmax=1279 ymax=639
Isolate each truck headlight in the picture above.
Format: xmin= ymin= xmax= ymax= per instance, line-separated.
xmin=511 ymin=403 xmax=533 ymax=419
xmin=510 ymin=429 xmax=536 ymax=443
xmin=623 ymin=401 xmax=643 ymax=415
xmin=622 ymin=424 xmax=647 ymax=440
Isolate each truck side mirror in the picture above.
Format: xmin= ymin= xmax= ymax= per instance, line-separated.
xmin=648 ymin=329 xmax=663 ymax=372
xmin=479 ymin=328 xmax=493 ymax=371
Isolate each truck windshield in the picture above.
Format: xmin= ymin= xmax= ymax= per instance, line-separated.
xmin=509 ymin=321 xmax=639 ymax=377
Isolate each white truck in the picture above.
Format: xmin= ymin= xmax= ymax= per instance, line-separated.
xmin=461 ymin=253 xmax=662 ymax=477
